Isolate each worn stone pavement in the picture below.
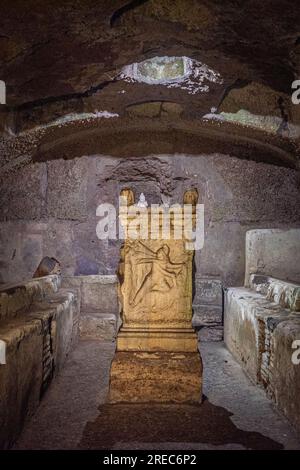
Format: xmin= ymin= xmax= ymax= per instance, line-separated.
xmin=14 ymin=341 xmax=300 ymax=450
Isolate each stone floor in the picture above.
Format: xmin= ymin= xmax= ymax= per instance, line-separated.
xmin=14 ymin=341 xmax=300 ymax=450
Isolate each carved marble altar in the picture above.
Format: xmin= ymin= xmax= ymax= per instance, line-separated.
xmin=109 ymin=189 xmax=202 ymax=403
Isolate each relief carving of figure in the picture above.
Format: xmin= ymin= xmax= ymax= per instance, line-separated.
xmin=124 ymin=241 xmax=187 ymax=313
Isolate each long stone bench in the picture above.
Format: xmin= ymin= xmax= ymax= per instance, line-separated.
xmin=225 ymin=274 xmax=300 ymax=432
xmin=0 ymin=275 xmax=79 ymax=449
xmin=0 ymin=275 xmax=61 ymax=322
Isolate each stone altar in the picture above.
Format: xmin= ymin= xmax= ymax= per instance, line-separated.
xmin=109 ymin=189 xmax=202 ymax=403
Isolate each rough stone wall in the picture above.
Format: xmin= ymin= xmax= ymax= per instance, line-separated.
xmin=245 ymin=229 xmax=300 ymax=285
xmin=0 ymin=153 xmax=299 ymax=289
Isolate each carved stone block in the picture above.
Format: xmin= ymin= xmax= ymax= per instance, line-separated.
xmin=109 ymin=193 xmax=202 ymax=403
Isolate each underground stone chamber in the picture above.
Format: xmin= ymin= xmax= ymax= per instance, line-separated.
xmin=0 ymin=0 xmax=300 ymax=452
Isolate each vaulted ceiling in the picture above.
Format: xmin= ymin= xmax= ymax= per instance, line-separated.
xmin=1 ymin=0 xmax=300 ymax=167
xmin=1 ymin=0 xmax=300 ymax=103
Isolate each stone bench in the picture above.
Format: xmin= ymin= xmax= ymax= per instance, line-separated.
xmin=224 ymin=274 xmax=300 ymax=432
xmin=249 ymin=274 xmax=300 ymax=311
xmin=0 ymin=275 xmax=61 ymax=322
xmin=62 ymin=275 xmax=119 ymax=341
xmin=0 ymin=276 xmax=79 ymax=449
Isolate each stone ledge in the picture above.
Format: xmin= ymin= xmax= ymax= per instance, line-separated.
xmin=62 ymin=275 xmax=118 ymax=285
xmin=0 ymin=275 xmax=61 ymax=322
xmin=116 ymin=327 xmax=199 ymax=353
xmin=249 ymin=274 xmax=300 ymax=311
xmin=0 ymin=317 xmax=42 ymax=351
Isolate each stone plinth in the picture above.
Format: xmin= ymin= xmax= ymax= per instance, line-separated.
xmin=109 ymin=351 xmax=202 ymax=403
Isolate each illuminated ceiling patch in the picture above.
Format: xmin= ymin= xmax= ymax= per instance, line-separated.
xmin=136 ymin=56 xmax=186 ymax=83
xmin=119 ymin=56 xmax=223 ymax=94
